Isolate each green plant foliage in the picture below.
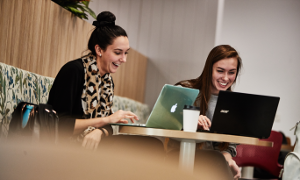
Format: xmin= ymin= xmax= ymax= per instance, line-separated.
xmin=52 ymin=0 xmax=96 ymax=20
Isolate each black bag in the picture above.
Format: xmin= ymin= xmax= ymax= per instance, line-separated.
xmin=8 ymin=102 xmax=59 ymax=143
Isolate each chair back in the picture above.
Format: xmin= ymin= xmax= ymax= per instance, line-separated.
xmin=233 ymin=130 xmax=283 ymax=177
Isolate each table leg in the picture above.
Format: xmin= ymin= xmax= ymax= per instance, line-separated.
xmin=241 ymin=166 xmax=254 ymax=178
xmin=179 ymin=139 xmax=196 ymax=173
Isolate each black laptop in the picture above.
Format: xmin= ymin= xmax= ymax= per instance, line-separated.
xmin=209 ymin=91 xmax=280 ymax=139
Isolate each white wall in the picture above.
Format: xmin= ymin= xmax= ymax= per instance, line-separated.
xmin=87 ymin=0 xmax=300 ymax=143
xmin=87 ymin=0 xmax=219 ymax=107
xmin=218 ymin=0 xmax=300 ymax=143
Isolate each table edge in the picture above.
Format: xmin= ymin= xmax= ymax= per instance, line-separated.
xmin=118 ymin=126 xmax=273 ymax=147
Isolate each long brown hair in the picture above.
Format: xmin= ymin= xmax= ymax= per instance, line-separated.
xmin=176 ymin=45 xmax=242 ymax=115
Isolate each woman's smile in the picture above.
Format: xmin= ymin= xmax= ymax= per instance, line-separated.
xmin=211 ymin=57 xmax=238 ymax=95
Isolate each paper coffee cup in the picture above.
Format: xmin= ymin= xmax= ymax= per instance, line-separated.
xmin=183 ymin=105 xmax=200 ymax=132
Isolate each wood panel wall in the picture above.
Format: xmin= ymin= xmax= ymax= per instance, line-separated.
xmin=0 ymin=0 xmax=147 ymax=103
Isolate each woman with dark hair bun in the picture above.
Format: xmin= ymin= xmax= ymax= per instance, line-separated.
xmin=175 ymin=45 xmax=242 ymax=179
xmin=48 ymin=11 xmax=138 ymax=150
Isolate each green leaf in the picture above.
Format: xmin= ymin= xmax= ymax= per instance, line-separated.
xmin=76 ymin=5 xmax=87 ymax=13
xmin=79 ymin=14 xmax=88 ymax=20
xmin=67 ymin=4 xmax=82 ymax=9
xmin=81 ymin=6 xmax=96 ymax=19
xmin=81 ymin=1 xmax=89 ymax=7
xmin=53 ymin=0 xmax=93 ymax=20
xmin=68 ymin=6 xmax=84 ymax=14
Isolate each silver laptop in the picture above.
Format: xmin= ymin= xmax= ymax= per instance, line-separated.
xmin=111 ymin=84 xmax=199 ymax=130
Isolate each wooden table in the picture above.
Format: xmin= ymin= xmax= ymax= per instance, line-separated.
xmin=118 ymin=126 xmax=273 ymax=173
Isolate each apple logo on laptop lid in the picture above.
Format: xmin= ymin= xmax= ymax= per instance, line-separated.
xmin=170 ymin=103 xmax=177 ymax=113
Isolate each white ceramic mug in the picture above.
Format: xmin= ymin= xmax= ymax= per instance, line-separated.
xmin=183 ymin=105 xmax=200 ymax=132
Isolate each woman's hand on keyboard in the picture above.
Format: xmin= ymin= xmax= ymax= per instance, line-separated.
xmin=108 ymin=110 xmax=139 ymax=124
xmin=197 ymin=115 xmax=211 ymax=131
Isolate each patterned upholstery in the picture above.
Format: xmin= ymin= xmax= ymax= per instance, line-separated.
xmin=0 ymin=62 xmax=150 ymax=138
xmin=112 ymin=96 xmax=150 ymax=124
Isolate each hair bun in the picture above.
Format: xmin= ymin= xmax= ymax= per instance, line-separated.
xmin=97 ymin=11 xmax=116 ymax=23
xmin=93 ymin=11 xmax=116 ymax=28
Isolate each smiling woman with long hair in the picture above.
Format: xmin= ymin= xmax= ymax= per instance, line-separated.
xmin=175 ymin=45 xmax=242 ymax=179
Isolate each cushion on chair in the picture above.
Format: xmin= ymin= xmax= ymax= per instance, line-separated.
xmin=0 ymin=62 xmax=54 ymax=137
xmin=0 ymin=62 xmax=150 ymax=138
xmin=233 ymin=130 xmax=283 ymax=177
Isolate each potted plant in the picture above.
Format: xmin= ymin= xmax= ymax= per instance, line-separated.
xmin=52 ymin=0 xmax=96 ymax=20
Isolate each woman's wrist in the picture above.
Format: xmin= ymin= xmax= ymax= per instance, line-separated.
xmin=221 ymin=151 xmax=233 ymax=163
xmin=98 ymin=128 xmax=107 ymax=137
xmin=94 ymin=116 xmax=110 ymax=128
xmin=81 ymin=126 xmax=96 ymax=138
xmin=102 ymin=116 xmax=110 ymax=125
xmin=94 ymin=128 xmax=104 ymax=138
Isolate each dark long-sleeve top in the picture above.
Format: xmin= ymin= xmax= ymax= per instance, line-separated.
xmin=47 ymin=59 xmax=113 ymax=139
